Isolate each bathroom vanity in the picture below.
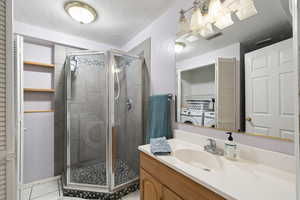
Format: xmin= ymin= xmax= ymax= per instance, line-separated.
xmin=140 ymin=152 xmax=225 ymax=200
xmin=139 ymin=130 xmax=296 ymax=200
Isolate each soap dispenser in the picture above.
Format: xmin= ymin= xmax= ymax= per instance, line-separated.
xmin=224 ymin=132 xmax=237 ymax=160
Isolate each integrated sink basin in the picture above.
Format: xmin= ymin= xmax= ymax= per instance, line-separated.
xmin=173 ymin=149 xmax=222 ymax=171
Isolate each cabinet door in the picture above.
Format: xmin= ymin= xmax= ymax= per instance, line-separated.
xmin=140 ymin=169 xmax=162 ymax=200
xmin=215 ymin=58 xmax=239 ymax=131
xmin=162 ymin=187 xmax=183 ymax=200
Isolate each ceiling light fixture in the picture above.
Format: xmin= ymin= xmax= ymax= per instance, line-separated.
xmin=177 ymin=0 xmax=258 ymax=40
xmin=175 ymin=42 xmax=186 ymax=54
xmin=65 ymin=1 xmax=97 ymax=24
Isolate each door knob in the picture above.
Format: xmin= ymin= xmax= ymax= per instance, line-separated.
xmin=245 ymin=117 xmax=252 ymax=122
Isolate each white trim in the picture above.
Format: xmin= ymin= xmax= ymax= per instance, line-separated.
xmin=14 ymin=21 xmax=118 ymax=51
xmin=14 ymin=35 xmax=24 ymax=200
xmin=176 ymin=70 xmax=181 ymax=122
xmin=292 ymin=0 xmax=300 ymax=199
xmin=6 ymin=0 xmax=16 ymax=200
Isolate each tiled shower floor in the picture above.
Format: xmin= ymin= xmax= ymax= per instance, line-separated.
xmin=70 ymin=159 xmax=137 ymax=186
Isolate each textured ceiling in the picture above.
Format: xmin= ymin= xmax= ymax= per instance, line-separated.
xmin=14 ymin=0 xmax=175 ymax=47
xmin=176 ymin=0 xmax=293 ymax=61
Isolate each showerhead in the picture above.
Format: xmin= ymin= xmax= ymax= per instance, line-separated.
xmin=70 ymin=56 xmax=79 ymax=74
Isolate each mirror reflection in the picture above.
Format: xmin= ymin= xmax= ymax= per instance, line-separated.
xmin=175 ymin=0 xmax=294 ymax=141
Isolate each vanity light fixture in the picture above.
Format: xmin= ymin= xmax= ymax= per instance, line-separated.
xmin=175 ymin=42 xmax=186 ymax=54
xmin=179 ymin=9 xmax=190 ymax=34
xmin=178 ymin=0 xmax=257 ymax=39
xmin=190 ymin=1 xmax=205 ymax=32
xmin=64 ymin=1 xmax=98 ymax=24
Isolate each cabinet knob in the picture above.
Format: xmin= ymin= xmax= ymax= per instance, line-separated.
xmin=245 ymin=117 xmax=252 ymax=122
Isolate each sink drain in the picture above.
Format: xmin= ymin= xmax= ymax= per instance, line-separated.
xmin=202 ymin=168 xmax=211 ymax=172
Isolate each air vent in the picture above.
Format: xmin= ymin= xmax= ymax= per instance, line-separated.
xmin=255 ymin=37 xmax=273 ymax=46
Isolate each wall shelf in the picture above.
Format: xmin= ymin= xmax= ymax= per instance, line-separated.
xmin=24 ymin=88 xmax=55 ymax=93
xmin=24 ymin=110 xmax=54 ymax=113
xmin=24 ymin=61 xmax=55 ymax=68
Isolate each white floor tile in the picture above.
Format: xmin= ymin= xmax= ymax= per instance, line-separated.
xmin=122 ymin=191 xmax=140 ymax=200
xmin=34 ymin=191 xmax=60 ymax=200
xmin=22 ymin=179 xmax=61 ymax=200
xmin=22 ymin=188 xmax=31 ymax=200
xmin=31 ymin=180 xmax=60 ymax=199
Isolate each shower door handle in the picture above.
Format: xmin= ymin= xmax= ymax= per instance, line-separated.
xmin=126 ymin=99 xmax=133 ymax=111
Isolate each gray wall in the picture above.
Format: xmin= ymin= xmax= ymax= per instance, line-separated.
xmin=129 ymin=38 xmax=151 ymax=144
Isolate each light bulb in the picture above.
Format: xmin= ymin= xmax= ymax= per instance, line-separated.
xmin=208 ymin=0 xmax=223 ymax=22
xmin=236 ymin=0 xmax=258 ymax=20
xmin=199 ymin=23 xmax=215 ymax=38
xmin=190 ymin=8 xmax=205 ymax=31
xmin=178 ymin=10 xmax=190 ymax=34
xmin=223 ymin=0 xmax=240 ymax=12
xmin=215 ymin=13 xmax=234 ymax=29
xmin=175 ymin=42 xmax=186 ymax=54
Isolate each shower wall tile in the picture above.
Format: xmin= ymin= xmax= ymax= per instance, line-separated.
xmin=63 ymin=52 xmax=108 ymax=165
xmin=79 ymin=114 xmax=106 ymax=162
xmin=83 ymin=93 xmax=105 ymax=116
xmin=70 ymin=139 xmax=80 ymax=165
xmin=70 ymin=116 xmax=80 ymax=141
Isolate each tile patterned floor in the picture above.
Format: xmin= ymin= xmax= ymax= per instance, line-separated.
xmin=22 ymin=179 xmax=139 ymax=200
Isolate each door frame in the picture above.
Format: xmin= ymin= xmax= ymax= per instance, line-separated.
xmin=291 ymin=0 xmax=300 ymax=199
xmin=7 ymin=0 xmax=17 ymax=200
xmin=14 ymin=35 xmax=24 ymax=200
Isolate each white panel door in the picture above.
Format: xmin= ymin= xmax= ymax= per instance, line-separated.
xmin=215 ymin=58 xmax=238 ymax=130
xmin=245 ymin=39 xmax=295 ymax=139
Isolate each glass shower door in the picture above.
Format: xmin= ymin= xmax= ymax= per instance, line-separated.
xmin=110 ymin=51 xmax=144 ymax=190
xmin=65 ymin=52 xmax=109 ymax=189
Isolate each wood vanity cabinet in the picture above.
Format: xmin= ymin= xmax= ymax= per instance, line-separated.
xmin=140 ymin=152 xmax=226 ymax=200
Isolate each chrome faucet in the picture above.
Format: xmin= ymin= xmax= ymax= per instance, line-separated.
xmin=204 ymin=138 xmax=223 ymax=155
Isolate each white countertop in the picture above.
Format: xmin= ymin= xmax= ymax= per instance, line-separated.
xmin=138 ymin=139 xmax=296 ymax=200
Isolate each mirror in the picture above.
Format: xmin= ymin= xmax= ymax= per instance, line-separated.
xmin=175 ymin=0 xmax=294 ymax=141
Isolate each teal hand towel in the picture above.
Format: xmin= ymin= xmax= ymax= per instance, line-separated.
xmin=146 ymin=95 xmax=172 ymax=144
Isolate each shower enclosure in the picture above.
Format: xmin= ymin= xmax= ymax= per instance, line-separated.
xmin=64 ymin=50 xmax=145 ymax=192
